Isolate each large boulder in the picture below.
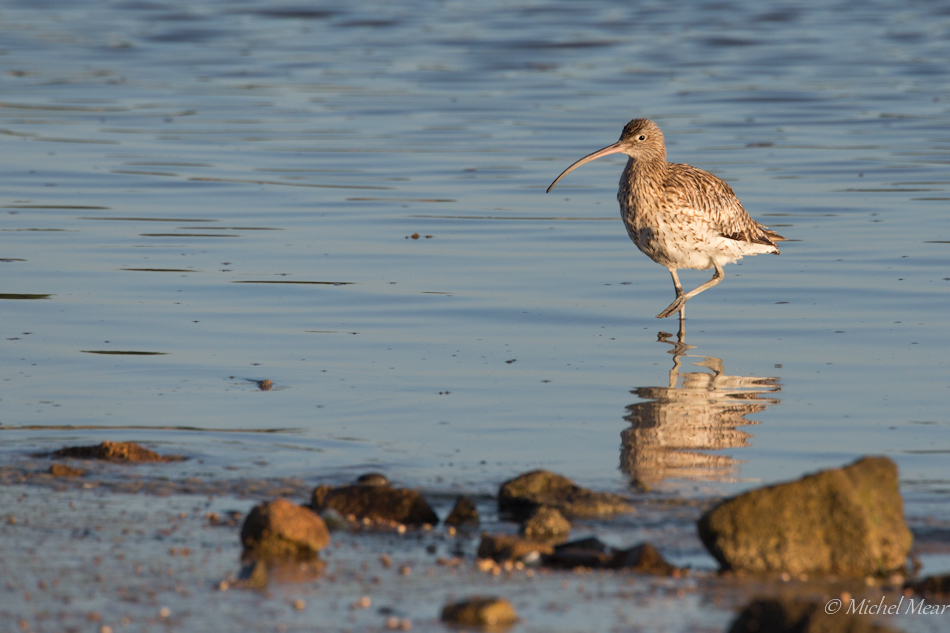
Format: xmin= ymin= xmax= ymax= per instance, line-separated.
xmin=498 ymin=470 xmax=632 ymax=521
xmin=699 ymin=456 xmax=912 ymax=576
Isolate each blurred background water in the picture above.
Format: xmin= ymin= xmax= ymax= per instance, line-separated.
xmin=1 ymin=0 xmax=949 ymax=629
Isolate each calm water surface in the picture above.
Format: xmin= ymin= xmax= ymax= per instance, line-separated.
xmin=1 ymin=1 xmax=949 ymax=630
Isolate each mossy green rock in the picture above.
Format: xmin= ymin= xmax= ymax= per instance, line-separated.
xmin=699 ymin=456 xmax=911 ymax=576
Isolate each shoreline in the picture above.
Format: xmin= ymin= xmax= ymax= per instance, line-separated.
xmin=3 ymin=452 xmax=942 ymax=633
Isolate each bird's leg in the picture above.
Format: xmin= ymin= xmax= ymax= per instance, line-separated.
xmin=656 ymin=263 xmax=724 ymax=319
xmin=657 ymin=268 xmax=685 ymax=319
xmin=673 ymin=268 xmax=687 ymax=336
xmin=669 ymin=268 xmax=684 ymax=297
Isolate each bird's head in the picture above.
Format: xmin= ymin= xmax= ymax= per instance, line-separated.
xmin=546 ymin=118 xmax=666 ymax=193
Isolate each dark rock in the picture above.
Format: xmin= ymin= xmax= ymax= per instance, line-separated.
xmin=477 ymin=533 xmax=553 ymax=562
xmin=311 ymin=483 xmax=438 ymax=527
xmin=905 ymin=573 xmax=950 ymax=597
xmin=612 ymin=542 xmax=677 ymax=575
xmin=355 ymin=472 xmax=389 ymax=486
xmin=544 ymin=537 xmax=678 ymax=575
xmin=49 ymin=464 xmax=85 ymax=477
xmin=498 ymin=470 xmax=632 ymax=521
xmin=520 ymin=506 xmax=570 ymax=544
xmin=441 ymin=596 xmax=518 ymax=629
xmin=444 ymin=495 xmax=480 ymax=527
xmin=557 ymin=536 xmax=607 ymax=551
xmin=311 ymin=484 xmax=333 ymax=508
xmin=699 ymin=456 xmax=912 ymax=576
xmin=50 ymin=441 xmax=183 ymax=463
xmin=728 ymin=597 xmax=898 ymax=633
xmin=241 ymin=498 xmax=330 ymax=562
xmin=544 ymin=537 xmax=612 ymax=568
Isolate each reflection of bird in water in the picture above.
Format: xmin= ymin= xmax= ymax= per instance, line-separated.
xmin=547 ymin=118 xmax=784 ymax=321
xmin=620 ymin=332 xmax=781 ymax=487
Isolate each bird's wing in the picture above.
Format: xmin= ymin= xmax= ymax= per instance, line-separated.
xmin=663 ymin=164 xmax=783 ymax=246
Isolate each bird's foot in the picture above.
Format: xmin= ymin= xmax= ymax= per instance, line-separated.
xmin=656 ymin=296 xmax=687 ymax=319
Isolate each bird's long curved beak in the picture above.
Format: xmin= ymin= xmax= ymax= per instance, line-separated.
xmin=546 ymin=141 xmax=626 ymax=193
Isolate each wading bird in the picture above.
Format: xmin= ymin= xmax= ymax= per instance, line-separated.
xmin=547 ymin=118 xmax=784 ymax=320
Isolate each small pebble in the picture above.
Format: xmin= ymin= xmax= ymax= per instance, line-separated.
xmin=158 ymin=607 xmax=171 ymax=619
xmin=476 ymin=558 xmax=495 ymax=572
xmin=385 ymin=616 xmax=412 ymax=630
xmin=292 ymin=598 xmax=306 ymax=611
xmin=356 ymin=472 xmax=389 ymax=486
xmin=441 ymin=597 xmax=518 ymax=628
xmin=319 ymin=508 xmax=349 ymax=532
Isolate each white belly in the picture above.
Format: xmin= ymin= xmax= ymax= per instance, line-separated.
xmin=624 ymin=217 xmax=767 ymax=271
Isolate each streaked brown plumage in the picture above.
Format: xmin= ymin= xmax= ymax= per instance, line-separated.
xmin=547 ymin=118 xmax=784 ymax=320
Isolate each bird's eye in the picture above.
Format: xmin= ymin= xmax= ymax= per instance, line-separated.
xmin=638 ymin=135 xmax=645 ymax=141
